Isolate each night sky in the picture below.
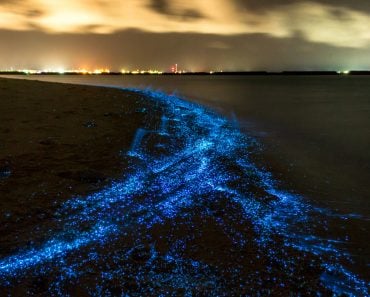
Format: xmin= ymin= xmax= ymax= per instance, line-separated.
xmin=0 ymin=0 xmax=369 ymax=71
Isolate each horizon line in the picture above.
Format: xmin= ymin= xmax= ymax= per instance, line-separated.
xmin=1 ymin=70 xmax=370 ymax=76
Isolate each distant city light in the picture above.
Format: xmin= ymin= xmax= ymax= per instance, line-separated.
xmin=0 ymin=68 xmax=364 ymax=76
xmin=120 ymin=69 xmax=163 ymax=74
xmin=171 ymin=63 xmax=178 ymax=73
xmin=93 ymin=68 xmax=110 ymax=74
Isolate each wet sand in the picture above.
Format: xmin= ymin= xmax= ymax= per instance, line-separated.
xmin=0 ymin=78 xmax=367 ymax=295
xmin=0 ymin=78 xmax=167 ymax=279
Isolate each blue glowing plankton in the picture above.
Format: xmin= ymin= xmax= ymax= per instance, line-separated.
xmin=0 ymin=89 xmax=368 ymax=296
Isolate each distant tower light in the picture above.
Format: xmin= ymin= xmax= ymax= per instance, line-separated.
xmin=171 ymin=64 xmax=178 ymax=73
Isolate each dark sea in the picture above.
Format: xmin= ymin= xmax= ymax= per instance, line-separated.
xmin=2 ymin=74 xmax=369 ymax=285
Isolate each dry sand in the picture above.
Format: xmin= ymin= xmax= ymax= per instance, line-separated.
xmin=0 ymin=78 xmax=154 ymax=255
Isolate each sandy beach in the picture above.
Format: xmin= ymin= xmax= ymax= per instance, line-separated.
xmin=0 ymin=77 xmax=152 ymax=249
xmin=0 ymin=78 xmax=367 ymax=296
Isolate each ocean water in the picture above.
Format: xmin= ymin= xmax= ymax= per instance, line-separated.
xmin=6 ymin=75 xmax=369 ymax=214
xmin=2 ymin=74 xmax=369 ymax=290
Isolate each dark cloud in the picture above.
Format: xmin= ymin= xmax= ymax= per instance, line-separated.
xmin=148 ymin=0 xmax=167 ymax=14
xmin=25 ymin=9 xmax=43 ymax=18
xmin=0 ymin=0 xmax=20 ymax=5
xmin=148 ymin=0 xmax=204 ymax=20
xmin=0 ymin=29 xmax=368 ymax=71
xmin=328 ymin=8 xmax=352 ymax=21
xmin=234 ymin=0 xmax=370 ymax=14
xmin=79 ymin=24 xmax=105 ymax=32
xmin=0 ymin=1 xmax=44 ymax=18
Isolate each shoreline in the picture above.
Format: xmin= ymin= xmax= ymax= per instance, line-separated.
xmin=2 ymin=71 xmax=370 ymax=76
xmin=0 ymin=78 xmax=161 ymax=272
xmin=0 ymin=78 xmax=367 ymax=295
xmin=0 ymin=77 xmax=153 ymax=214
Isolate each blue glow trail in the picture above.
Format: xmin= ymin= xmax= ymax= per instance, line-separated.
xmin=0 ymin=89 xmax=368 ymax=295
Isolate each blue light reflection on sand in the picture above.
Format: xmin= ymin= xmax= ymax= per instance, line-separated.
xmin=0 ymin=89 xmax=368 ymax=295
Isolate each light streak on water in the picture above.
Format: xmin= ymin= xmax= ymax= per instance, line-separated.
xmin=0 ymin=89 xmax=368 ymax=295
xmin=127 ymin=128 xmax=148 ymax=157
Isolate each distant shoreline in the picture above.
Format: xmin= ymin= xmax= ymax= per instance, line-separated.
xmin=1 ymin=71 xmax=370 ymax=76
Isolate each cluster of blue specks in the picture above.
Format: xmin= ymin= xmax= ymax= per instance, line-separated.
xmin=0 ymin=89 xmax=368 ymax=295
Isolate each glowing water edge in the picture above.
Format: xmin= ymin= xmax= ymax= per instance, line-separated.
xmin=0 ymin=89 xmax=368 ymax=296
